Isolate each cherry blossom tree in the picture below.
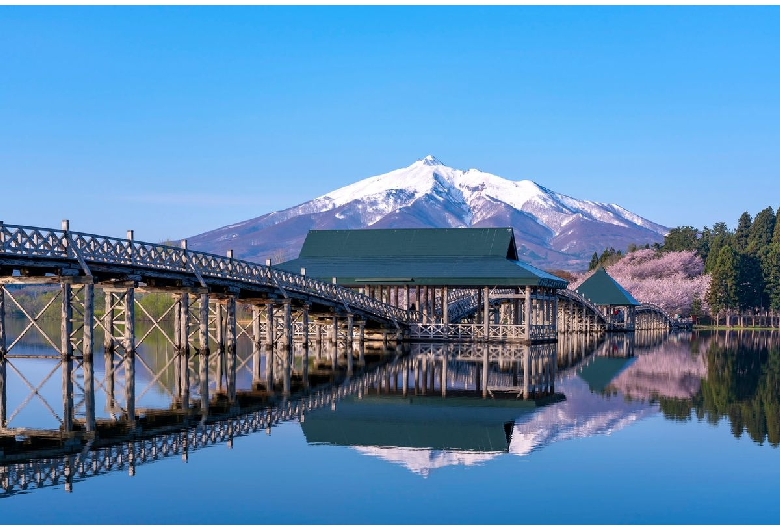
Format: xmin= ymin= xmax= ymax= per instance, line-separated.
xmin=571 ymin=249 xmax=711 ymax=317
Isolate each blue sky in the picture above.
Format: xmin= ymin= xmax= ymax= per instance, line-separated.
xmin=1 ymin=6 xmax=779 ymax=243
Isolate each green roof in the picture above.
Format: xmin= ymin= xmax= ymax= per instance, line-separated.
xmin=578 ymin=356 xmax=636 ymax=393
xmin=300 ymin=395 xmax=540 ymax=452
xmin=575 ymin=267 xmax=640 ymax=306
xmin=299 ymin=228 xmax=518 ymax=259
xmin=279 ymin=228 xmax=568 ymax=288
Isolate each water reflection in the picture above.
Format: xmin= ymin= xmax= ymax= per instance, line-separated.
xmin=2 ymin=324 xmax=779 ymax=498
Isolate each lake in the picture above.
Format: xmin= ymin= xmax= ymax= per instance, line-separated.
xmin=1 ymin=320 xmax=778 ymax=525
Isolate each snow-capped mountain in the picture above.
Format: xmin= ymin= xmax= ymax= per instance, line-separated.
xmin=188 ymin=155 xmax=668 ymax=270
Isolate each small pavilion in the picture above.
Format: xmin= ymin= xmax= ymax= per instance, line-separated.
xmin=278 ymin=227 xmax=568 ymax=342
xmin=574 ymin=267 xmax=640 ymax=331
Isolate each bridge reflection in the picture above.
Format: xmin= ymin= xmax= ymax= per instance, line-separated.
xmin=1 ymin=329 xmax=675 ymax=495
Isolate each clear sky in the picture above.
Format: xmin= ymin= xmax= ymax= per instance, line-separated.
xmin=1 ymin=6 xmax=779 ymax=243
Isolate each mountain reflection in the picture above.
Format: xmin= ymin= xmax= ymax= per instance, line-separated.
xmin=300 ymin=331 xmax=780 ymax=475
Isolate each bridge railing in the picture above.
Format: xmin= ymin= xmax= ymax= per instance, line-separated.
xmin=0 ymin=223 xmax=409 ymax=325
xmin=636 ymin=302 xmax=674 ymax=327
xmin=558 ymin=289 xmax=607 ymax=324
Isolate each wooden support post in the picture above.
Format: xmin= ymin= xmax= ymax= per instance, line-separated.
xmin=226 ymin=296 xmax=237 ymax=403
xmin=302 ymin=304 xmax=310 ymax=387
xmin=83 ymin=284 xmax=96 ymax=432
xmin=282 ymin=341 xmax=291 ymax=397
xmin=0 ymin=288 xmax=5 ymax=428
xmin=281 ymin=300 xmax=292 ymax=349
xmin=61 ymin=283 xmax=74 ymax=432
xmin=482 ymin=344 xmax=489 ymax=398
xmin=441 ymin=350 xmax=447 ymax=398
xmin=346 ymin=313 xmax=354 ymax=376
xmin=264 ymin=303 xmax=274 ymax=390
xmin=264 ymin=303 xmax=274 ymax=346
xmin=483 ymin=286 xmax=490 ymax=339
xmin=442 ymin=286 xmax=449 ymax=324
xmin=525 ymin=286 xmax=532 ymax=342
xmin=199 ymin=294 xmax=210 ymax=414
xmin=523 ymin=346 xmax=530 ymax=399
xmin=0 ymin=288 xmax=5 ymax=361
xmin=173 ymin=294 xmax=182 ymax=398
xmin=421 ymin=286 xmax=427 ymax=323
xmin=0 ymin=286 xmax=8 ymax=429
xmin=331 ymin=314 xmax=338 ymax=347
xmin=402 ymin=358 xmax=409 ymax=397
xmin=0 ymin=353 xmax=5 ymax=429
xmin=216 ymin=302 xmax=224 ymax=391
xmin=124 ymin=287 xmax=136 ymax=424
xmin=180 ymin=293 xmax=190 ymax=408
xmin=104 ymin=291 xmax=115 ymax=410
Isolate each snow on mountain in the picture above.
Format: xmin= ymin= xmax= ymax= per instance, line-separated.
xmin=188 ymin=155 xmax=668 ymax=270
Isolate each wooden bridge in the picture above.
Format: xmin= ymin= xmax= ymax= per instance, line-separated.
xmin=0 ymin=221 xmax=679 ymax=369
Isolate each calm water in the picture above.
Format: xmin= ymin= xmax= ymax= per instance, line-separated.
xmin=1 ymin=319 xmax=779 ymax=524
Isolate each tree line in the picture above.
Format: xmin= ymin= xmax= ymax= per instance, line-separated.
xmin=588 ymin=205 xmax=780 ymax=315
xmin=663 ymin=206 xmax=780 ymax=313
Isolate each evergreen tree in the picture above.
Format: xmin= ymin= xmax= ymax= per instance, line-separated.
xmin=734 ymin=211 xmax=752 ymax=253
xmin=588 ymin=252 xmax=599 ymax=271
xmin=748 ymin=206 xmax=776 ymax=255
xmin=698 ymin=226 xmax=712 ymax=265
xmin=707 ymin=245 xmax=739 ymax=313
xmin=766 ymin=243 xmax=780 ymax=310
xmin=705 ymin=222 xmax=733 ymax=273
xmin=773 ymin=207 xmax=780 ymax=245
xmin=663 ymin=226 xmax=699 ymax=252
xmin=736 ymin=253 xmax=764 ymax=309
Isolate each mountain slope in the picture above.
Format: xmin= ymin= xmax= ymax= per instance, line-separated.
xmin=188 ymin=155 xmax=667 ymax=270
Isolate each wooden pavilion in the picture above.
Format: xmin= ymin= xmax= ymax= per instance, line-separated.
xmin=574 ymin=267 xmax=640 ymax=331
xmin=278 ymin=228 xmax=568 ymax=342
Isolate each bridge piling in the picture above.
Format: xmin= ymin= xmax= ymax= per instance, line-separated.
xmin=124 ymin=287 xmax=136 ymax=425
xmin=83 ymin=284 xmax=96 ymax=432
xmin=0 ymin=288 xmax=5 ymax=429
xmin=226 ymin=296 xmax=237 ymax=403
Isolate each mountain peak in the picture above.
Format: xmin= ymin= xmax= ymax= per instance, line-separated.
xmin=418 ymin=154 xmax=444 ymax=166
xmin=189 ymin=156 xmax=669 ymax=271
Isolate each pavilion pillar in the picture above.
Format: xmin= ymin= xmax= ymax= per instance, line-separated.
xmin=525 ymin=286 xmax=532 ymax=342
xmin=442 ymin=286 xmax=449 ymax=324
xmin=482 ymin=342 xmax=489 ymax=398
xmin=441 ymin=348 xmax=448 ymax=397
xmin=422 ymin=286 xmax=429 ymax=324
xmin=483 ymin=286 xmax=490 ymax=339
